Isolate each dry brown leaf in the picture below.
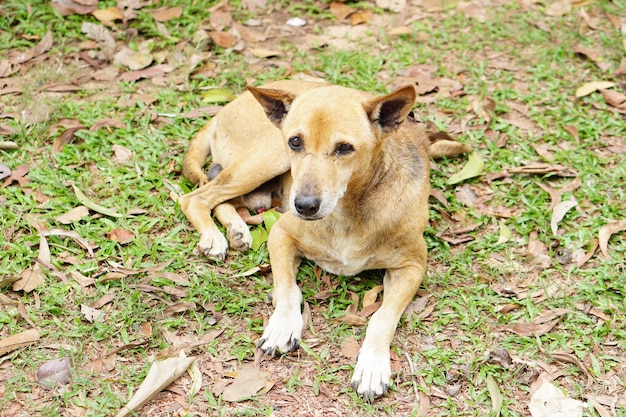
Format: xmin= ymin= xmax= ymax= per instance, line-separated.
xmin=222 ymin=365 xmax=268 ymax=402
xmin=209 ymin=31 xmax=237 ymax=48
xmin=9 ymin=30 xmax=53 ymax=65
xmin=92 ymin=6 xmax=124 ymax=26
xmin=340 ymin=337 xmax=360 ymax=360
xmin=600 ymin=89 xmax=626 ymax=113
xmin=330 ymin=2 xmax=354 ymax=20
xmin=532 ymin=308 xmax=574 ymax=324
xmin=81 ymin=22 xmax=116 ymax=60
xmin=163 ymin=302 xmax=196 ymax=316
xmin=209 ymin=8 xmax=232 ymax=30
xmin=536 ymin=181 xmax=560 ymax=211
xmin=351 ymin=9 xmax=372 ymax=25
xmin=575 ymin=81 xmax=616 ymax=97
xmin=116 ymin=356 xmax=195 ymax=417
xmin=1 ymin=164 xmax=30 ymax=188
xmin=55 ymin=206 xmax=90 ymax=225
xmin=70 ymin=270 xmax=94 ymax=287
xmin=112 ymin=144 xmax=133 ymax=163
xmin=251 ymin=48 xmax=283 ymax=58
xmin=550 ymin=200 xmax=578 ymax=236
xmin=359 ymin=301 xmax=382 ymax=318
xmin=13 ymin=264 xmax=45 ymax=293
xmin=526 ymin=231 xmax=551 ymax=269
xmin=499 ymin=319 xmax=559 ymax=336
xmin=51 ymin=0 xmax=97 ymax=15
xmin=150 ymin=6 xmax=183 ymax=22
xmin=0 ymin=328 xmax=40 ymax=356
xmin=598 ymin=220 xmax=626 ymax=259
xmin=90 ymin=118 xmax=126 ymax=131
xmin=362 ymin=285 xmax=383 ymax=307
xmin=586 ymin=396 xmax=612 ymax=417
xmin=93 ymin=292 xmax=116 ymax=308
xmin=37 ymin=357 xmax=73 ymax=389
xmin=336 ymin=312 xmax=368 ymax=327
xmin=81 ymin=304 xmax=105 ymax=322
xmin=114 ymin=47 xmax=153 ymax=71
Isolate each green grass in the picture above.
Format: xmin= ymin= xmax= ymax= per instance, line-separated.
xmin=1 ymin=0 xmax=626 ymax=416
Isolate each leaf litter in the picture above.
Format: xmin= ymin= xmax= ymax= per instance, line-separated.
xmin=2 ymin=0 xmax=625 ymax=415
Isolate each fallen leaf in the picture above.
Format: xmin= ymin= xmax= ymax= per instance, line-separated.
xmin=330 ymin=2 xmax=354 ymax=20
xmin=209 ymin=31 xmax=237 ymax=48
xmin=362 ymin=285 xmax=383 ymax=307
xmin=336 ymin=312 xmax=368 ymax=327
xmin=107 ymin=228 xmax=135 ymax=244
xmin=150 ymin=6 xmax=183 ymax=22
xmin=114 ymin=47 xmax=153 ymax=71
xmin=1 ymin=164 xmax=30 ymax=188
xmin=209 ymin=7 xmax=232 ymax=30
xmin=9 ymin=30 xmax=53 ymax=65
xmin=486 ymin=375 xmax=503 ymax=416
xmin=81 ymin=304 xmax=105 ymax=322
xmin=351 ymin=9 xmax=372 ymax=25
xmin=163 ymin=302 xmax=196 ymax=316
xmin=447 ymin=152 xmax=484 ymax=185
xmin=13 ymin=264 xmax=45 ymax=293
xmin=81 ymin=22 xmax=116 ymax=60
xmin=498 ymin=320 xmax=560 ymax=337
xmin=51 ymin=0 xmax=98 ymax=15
xmin=90 ymin=118 xmax=126 ymax=131
xmin=341 ymin=337 xmax=360 ymax=360
xmin=92 ymin=6 xmax=124 ymax=26
xmin=37 ymin=357 xmax=73 ymax=389
xmin=70 ymin=270 xmax=95 ymax=287
xmin=575 ymin=81 xmax=616 ymax=98
xmin=39 ymin=228 xmax=96 ymax=257
xmin=598 ymin=220 xmax=626 ymax=259
xmin=529 ymin=382 xmax=583 ymax=417
xmin=222 ymin=365 xmax=269 ymax=402
xmin=116 ymin=356 xmax=196 ymax=417
xmin=112 ymin=144 xmax=133 ymax=163
xmin=0 ymin=329 xmax=40 ymax=356
xmin=72 ymin=185 xmax=124 ymax=218
xmin=55 ymin=206 xmax=90 ymax=224
xmin=550 ymin=200 xmax=578 ymax=236
xmin=495 ymin=221 xmax=511 ymax=245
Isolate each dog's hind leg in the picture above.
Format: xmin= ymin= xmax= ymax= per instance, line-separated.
xmin=351 ymin=261 xmax=426 ymax=401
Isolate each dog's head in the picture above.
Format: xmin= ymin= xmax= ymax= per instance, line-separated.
xmin=249 ymin=84 xmax=416 ymax=220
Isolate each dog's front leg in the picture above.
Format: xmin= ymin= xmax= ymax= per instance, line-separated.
xmin=259 ymin=220 xmax=304 ymax=354
xmin=351 ymin=263 xmax=425 ymax=401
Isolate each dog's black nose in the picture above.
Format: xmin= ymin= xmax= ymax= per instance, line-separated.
xmin=294 ymin=195 xmax=321 ymax=217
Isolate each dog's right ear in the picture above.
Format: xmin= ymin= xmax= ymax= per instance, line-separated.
xmin=248 ymin=85 xmax=296 ymax=127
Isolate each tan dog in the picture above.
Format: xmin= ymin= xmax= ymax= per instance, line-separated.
xmin=179 ymin=80 xmax=432 ymax=400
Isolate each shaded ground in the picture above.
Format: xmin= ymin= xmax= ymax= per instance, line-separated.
xmin=1 ymin=0 xmax=626 ymax=416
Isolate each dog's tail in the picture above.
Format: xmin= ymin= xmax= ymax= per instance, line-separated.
xmin=181 ymin=119 xmax=217 ymax=185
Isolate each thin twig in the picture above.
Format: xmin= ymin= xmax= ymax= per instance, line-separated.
xmin=404 ymin=351 xmax=420 ymax=404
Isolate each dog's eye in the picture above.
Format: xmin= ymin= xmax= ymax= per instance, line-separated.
xmin=335 ymin=143 xmax=354 ymax=155
xmin=288 ymin=136 xmax=303 ymax=151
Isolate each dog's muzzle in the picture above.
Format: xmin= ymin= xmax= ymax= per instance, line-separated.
xmin=294 ymin=195 xmax=321 ymax=219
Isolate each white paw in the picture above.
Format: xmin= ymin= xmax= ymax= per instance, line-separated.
xmin=227 ymin=223 xmax=252 ymax=252
xmin=258 ymin=305 xmax=303 ymax=355
xmin=197 ymin=231 xmax=229 ymax=260
xmin=351 ymin=346 xmax=391 ymax=401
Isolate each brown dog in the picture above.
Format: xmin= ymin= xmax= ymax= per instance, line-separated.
xmin=179 ymin=80 xmax=433 ymax=400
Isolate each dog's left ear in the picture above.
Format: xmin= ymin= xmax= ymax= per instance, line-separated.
xmin=364 ymin=85 xmax=417 ymax=133
xmin=248 ymin=85 xmax=296 ymax=127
